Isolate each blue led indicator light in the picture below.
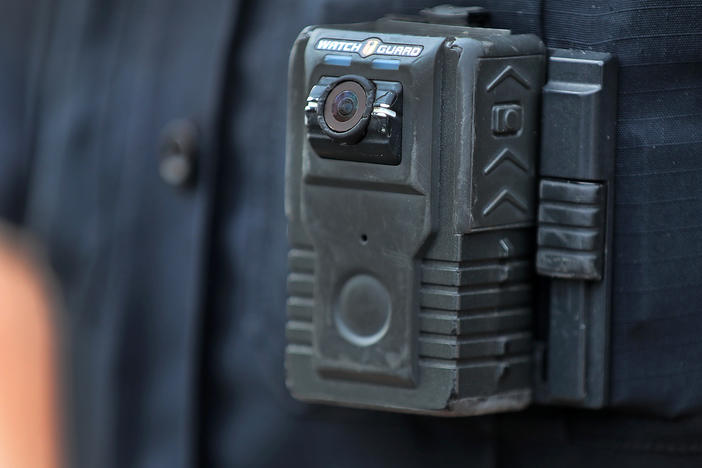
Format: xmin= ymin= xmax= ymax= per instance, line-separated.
xmin=323 ymin=54 xmax=352 ymax=66
xmin=371 ymin=59 xmax=400 ymax=70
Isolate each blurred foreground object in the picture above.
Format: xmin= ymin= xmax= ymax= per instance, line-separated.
xmin=0 ymin=227 xmax=60 ymax=468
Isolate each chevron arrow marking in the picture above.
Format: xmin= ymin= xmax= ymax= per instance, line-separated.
xmin=486 ymin=65 xmax=530 ymax=91
xmin=483 ymin=148 xmax=529 ymax=175
xmin=482 ymin=189 xmax=528 ymax=216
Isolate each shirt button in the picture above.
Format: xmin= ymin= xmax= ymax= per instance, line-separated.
xmin=159 ymin=119 xmax=199 ymax=188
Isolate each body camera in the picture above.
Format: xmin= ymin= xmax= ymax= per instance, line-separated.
xmin=285 ymin=16 xmax=544 ymax=415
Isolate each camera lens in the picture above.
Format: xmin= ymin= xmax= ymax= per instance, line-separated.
xmin=331 ymin=91 xmax=358 ymax=122
xmin=323 ymin=80 xmax=367 ymax=133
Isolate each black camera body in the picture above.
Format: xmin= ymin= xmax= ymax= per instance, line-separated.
xmin=286 ymin=10 xmax=616 ymax=415
xmin=286 ymin=16 xmax=544 ymax=415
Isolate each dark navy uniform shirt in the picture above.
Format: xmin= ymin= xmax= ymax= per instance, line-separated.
xmin=2 ymin=1 xmax=702 ymax=467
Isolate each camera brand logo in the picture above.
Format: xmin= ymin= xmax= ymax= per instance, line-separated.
xmin=315 ymin=37 xmax=423 ymax=58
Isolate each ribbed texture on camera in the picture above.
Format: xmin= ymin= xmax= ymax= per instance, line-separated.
xmin=420 ymin=230 xmax=534 ymax=397
xmin=285 ymin=246 xmax=316 ymax=348
xmin=536 ymin=179 xmax=606 ymax=281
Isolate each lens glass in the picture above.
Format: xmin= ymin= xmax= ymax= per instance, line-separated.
xmin=323 ymin=80 xmax=367 ymax=133
xmin=331 ymin=90 xmax=358 ymax=123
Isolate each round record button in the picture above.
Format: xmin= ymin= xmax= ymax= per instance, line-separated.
xmin=334 ymin=274 xmax=391 ymax=347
